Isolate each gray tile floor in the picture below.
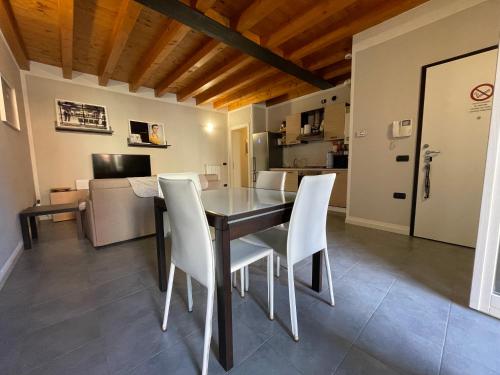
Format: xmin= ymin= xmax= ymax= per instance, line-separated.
xmin=1 ymin=213 xmax=500 ymax=375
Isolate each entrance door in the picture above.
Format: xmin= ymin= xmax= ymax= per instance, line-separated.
xmin=230 ymin=127 xmax=249 ymax=187
xmin=413 ymin=48 xmax=498 ymax=247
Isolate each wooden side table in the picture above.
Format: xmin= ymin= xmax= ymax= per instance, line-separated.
xmin=19 ymin=203 xmax=84 ymax=249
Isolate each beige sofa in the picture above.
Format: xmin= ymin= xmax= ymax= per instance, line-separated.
xmin=83 ymin=179 xmax=155 ymax=247
xmin=83 ymin=174 xmax=222 ymax=247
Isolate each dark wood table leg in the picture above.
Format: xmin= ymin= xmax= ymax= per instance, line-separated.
xmin=20 ymin=215 xmax=32 ymax=250
xmin=29 ymin=216 xmax=38 ymax=239
xmin=214 ymin=218 xmax=233 ymax=371
xmin=75 ymin=209 xmax=84 ymax=239
xmin=312 ymin=251 xmax=323 ymax=292
xmin=154 ymin=202 xmax=167 ymax=292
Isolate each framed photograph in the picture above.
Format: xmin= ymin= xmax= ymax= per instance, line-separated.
xmin=128 ymin=120 xmax=166 ymax=146
xmin=55 ymin=99 xmax=111 ymax=133
xmin=0 ymin=74 xmax=20 ymax=131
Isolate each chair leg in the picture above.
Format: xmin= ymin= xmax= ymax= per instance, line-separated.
xmin=323 ymin=248 xmax=335 ymax=306
xmin=240 ymin=268 xmax=245 ymax=298
xmin=187 ymin=275 xmax=193 ymax=312
xmin=244 ymin=266 xmax=249 ymax=292
xmin=267 ymin=254 xmax=274 ymax=320
xmin=201 ymin=285 xmax=214 ymax=375
xmin=287 ymin=264 xmax=299 ymax=341
xmin=276 ymin=254 xmax=280 ymax=278
xmin=162 ymin=263 xmax=175 ymax=331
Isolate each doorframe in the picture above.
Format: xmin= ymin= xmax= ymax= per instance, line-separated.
xmin=409 ymin=45 xmax=498 ymax=236
xmin=227 ymin=123 xmax=251 ymax=188
xmin=470 ymin=42 xmax=500 ymax=315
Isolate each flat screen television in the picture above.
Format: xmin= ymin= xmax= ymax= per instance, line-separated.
xmin=92 ymin=153 xmax=151 ymax=179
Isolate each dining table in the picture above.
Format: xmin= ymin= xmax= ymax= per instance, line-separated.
xmin=153 ymin=187 xmax=324 ymax=371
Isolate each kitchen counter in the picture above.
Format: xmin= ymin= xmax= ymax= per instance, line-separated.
xmin=271 ymin=168 xmax=348 ymax=208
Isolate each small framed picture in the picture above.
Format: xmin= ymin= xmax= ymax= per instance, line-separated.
xmin=129 ymin=120 xmax=166 ymax=146
xmin=55 ymin=99 xmax=111 ymax=133
xmin=0 ymin=74 xmax=20 ymax=131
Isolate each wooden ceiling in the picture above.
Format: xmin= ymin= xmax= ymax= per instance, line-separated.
xmin=0 ymin=0 xmax=428 ymax=110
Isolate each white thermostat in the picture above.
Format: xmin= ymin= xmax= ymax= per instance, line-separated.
xmin=392 ymin=119 xmax=412 ymax=138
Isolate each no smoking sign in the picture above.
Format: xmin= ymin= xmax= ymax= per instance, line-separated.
xmin=470 ymin=83 xmax=494 ymax=101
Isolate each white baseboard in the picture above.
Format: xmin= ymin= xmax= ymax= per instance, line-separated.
xmin=328 ymin=206 xmax=346 ymax=213
xmin=345 ymin=216 xmax=410 ymax=235
xmin=0 ymin=241 xmax=23 ymax=290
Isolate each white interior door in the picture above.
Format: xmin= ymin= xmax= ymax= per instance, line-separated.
xmin=470 ymin=43 xmax=500 ymax=318
xmin=414 ymin=48 xmax=498 ymax=247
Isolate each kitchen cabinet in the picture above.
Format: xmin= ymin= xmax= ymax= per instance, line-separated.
xmin=323 ymin=170 xmax=347 ymax=207
xmin=324 ymin=103 xmax=346 ymax=141
xmin=285 ymin=113 xmax=301 ymax=145
xmin=284 ymin=171 xmax=299 ymax=192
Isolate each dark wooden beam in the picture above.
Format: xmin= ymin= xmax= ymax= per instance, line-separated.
xmin=0 ymin=0 xmax=29 ymax=69
xmin=134 ymin=0 xmax=333 ymax=90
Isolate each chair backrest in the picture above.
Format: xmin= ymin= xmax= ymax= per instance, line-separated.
xmin=287 ymin=174 xmax=336 ymax=265
xmin=256 ymin=171 xmax=286 ymax=191
xmin=157 ymin=172 xmax=202 ymax=197
xmin=158 ymin=177 xmax=214 ymax=289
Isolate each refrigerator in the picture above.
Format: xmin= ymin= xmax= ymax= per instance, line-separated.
xmin=252 ymin=132 xmax=283 ymax=184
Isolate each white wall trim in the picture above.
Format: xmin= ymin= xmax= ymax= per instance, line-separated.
xmin=0 ymin=241 xmax=23 ymax=290
xmin=346 ymin=216 xmax=410 ymax=235
xmin=0 ymin=28 xmax=22 ymax=71
xmin=328 ymin=206 xmax=346 ymax=214
xmin=353 ymin=0 xmax=489 ymax=53
xmin=22 ymin=62 xmax=225 ymax=114
xmin=20 ymin=73 xmax=41 ymax=200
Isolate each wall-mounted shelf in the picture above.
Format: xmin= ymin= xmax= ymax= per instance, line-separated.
xmin=55 ymin=127 xmax=114 ymax=135
xmin=128 ymin=142 xmax=172 ymax=149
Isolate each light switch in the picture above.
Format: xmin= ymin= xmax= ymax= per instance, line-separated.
xmin=356 ymin=130 xmax=367 ymax=137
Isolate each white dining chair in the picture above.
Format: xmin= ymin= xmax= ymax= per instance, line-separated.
xmin=255 ymin=170 xmax=287 ymax=191
xmin=239 ymin=170 xmax=287 ymax=297
xmin=242 ymin=173 xmax=336 ymax=341
xmin=158 ymin=177 xmax=274 ymax=375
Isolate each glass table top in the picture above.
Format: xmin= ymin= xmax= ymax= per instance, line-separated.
xmin=200 ymin=187 xmax=296 ymax=218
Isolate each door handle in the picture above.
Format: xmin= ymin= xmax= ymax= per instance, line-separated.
xmin=425 ymin=150 xmax=440 ymax=155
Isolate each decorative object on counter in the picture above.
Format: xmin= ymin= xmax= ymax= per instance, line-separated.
xmin=304 ymin=124 xmax=311 ymax=135
xmin=0 ymin=74 xmax=20 ymax=131
xmin=55 ymin=99 xmax=112 ymax=134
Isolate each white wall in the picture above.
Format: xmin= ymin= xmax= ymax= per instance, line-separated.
xmin=0 ymin=33 xmax=35 ymax=282
xmin=348 ymin=0 xmax=500 ymax=233
xmin=25 ymin=75 xmax=227 ymax=205
xmin=267 ymin=84 xmax=351 ymax=166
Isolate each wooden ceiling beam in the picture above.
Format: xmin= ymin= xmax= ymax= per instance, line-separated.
xmin=195 ymin=65 xmax=276 ymax=105
xmin=214 ymin=72 xmax=290 ymax=108
xmin=286 ymin=0 xmax=428 ymax=61
xmin=319 ymin=61 xmax=351 ymax=80
xmin=225 ymin=77 xmax=305 ymax=111
xmin=176 ymin=54 xmax=253 ymax=101
xmin=135 ymin=0 xmax=333 ymax=90
xmin=233 ymin=0 xmax=288 ymax=32
xmin=192 ymin=0 xmax=217 ymax=13
xmin=155 ymin=38 xmax=223 ymax=97
xmin=99 ymin=0 xmax=142 ymax=86
xmin=129 ymin=19 xmax=190 ymax=92
xmin=265 ymin=82 xmax=318 ymax=106
xmin=262 ymin=0 xmax=356 ymax=49
xmin=0 ymin=0 xmax=29 ymax=69
xmin=305 ymin=50 xmax=350 ymax=71
xmin=58 ymin=0 xmax=74 ymax=79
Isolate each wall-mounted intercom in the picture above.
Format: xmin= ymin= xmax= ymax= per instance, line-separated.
xmin=392 ymin=119 xmax=412 ymax=138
